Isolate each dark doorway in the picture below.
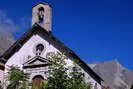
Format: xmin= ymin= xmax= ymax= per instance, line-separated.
xmin=31 ymin=75 xmax=44 ymax=89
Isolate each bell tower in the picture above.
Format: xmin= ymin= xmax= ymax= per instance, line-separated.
xmin=32 ymin=2 xmax=52 ymax=32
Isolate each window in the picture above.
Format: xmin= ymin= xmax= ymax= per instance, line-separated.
xmin=36 ymin=44 xmax=44 ymax=56
xmin=38 ymin=7 xmax=45 ymax=23
xmin=94 ymin=83 xmax=98 ymax=89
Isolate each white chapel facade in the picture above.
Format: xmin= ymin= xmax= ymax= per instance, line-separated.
xmin=0 ymin=2 xmax=103 ymax=89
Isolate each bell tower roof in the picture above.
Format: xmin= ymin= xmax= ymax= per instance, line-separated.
xmin=32 ymin=2 xmax=51 ymax=8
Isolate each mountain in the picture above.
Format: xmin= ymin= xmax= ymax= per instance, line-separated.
xmin=0 ymin=32 xmax=15 ymax=55
xmin=90 ymin=60 xmax=133 ymax=89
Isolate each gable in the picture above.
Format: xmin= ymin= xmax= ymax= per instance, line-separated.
xmin=5 ymin=31 xmax=59 ymax=68
xmin=23 ymin=56 xmax=51 ymax=69
xmin=0 ymin=23 xmax=103 ymax=84
xmin=24 ymin=56 xmax=49 ymax=65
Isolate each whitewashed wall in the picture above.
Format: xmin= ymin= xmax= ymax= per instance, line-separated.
xmin=4 ymin=34 xmax=102 ymax=89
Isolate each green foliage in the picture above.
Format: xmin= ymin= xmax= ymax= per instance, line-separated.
xmin=7 ymin=66 xmax=29 ymax=89
xmin=44 ymin=52 xmax=69 ymax=89
xmin=69 ymin=64 xmax=91 ymax=89
xmin=43 ymin=52 xmax=91 ymax=89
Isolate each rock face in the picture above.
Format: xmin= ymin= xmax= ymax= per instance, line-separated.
xmin=0 ymin=31 xmax=14 ymax=85
xmin=0 ymin=32 xmax=15 ymax=55
xmin=91 ymin=60 xmax=133 ymax=89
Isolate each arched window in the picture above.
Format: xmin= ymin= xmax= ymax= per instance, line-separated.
xmin=36 ymin=44 xmax=44 ymax=55
xmin=38 ymin=7 xmax=44 ymax=23
xmin=94 ymin=83 xmax=98 ymax=89
xmin=36 ymin=44 xmax=44 ymax=52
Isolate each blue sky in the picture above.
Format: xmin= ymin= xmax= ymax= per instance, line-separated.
xmin=0 ymin=0 xmax=133 ymax=70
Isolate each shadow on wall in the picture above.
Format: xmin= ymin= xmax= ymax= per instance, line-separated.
xmin=131 ymin=85 xmax=133 ymax=89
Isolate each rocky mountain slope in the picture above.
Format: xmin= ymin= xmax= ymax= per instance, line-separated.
xmin=0 ymin=32 xmax=14 ymax=55
xmin=90 ymin=60 xmax=133 ymax=89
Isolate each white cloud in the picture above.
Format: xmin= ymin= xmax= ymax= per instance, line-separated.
xmin=0 ymin=9 xmax=19 ymax=34
xmin=0 ymin=9 xmax=31 ymax=37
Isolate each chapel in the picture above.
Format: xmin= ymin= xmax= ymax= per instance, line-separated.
xmin=0 ymin=2 xmax=103 ymax=89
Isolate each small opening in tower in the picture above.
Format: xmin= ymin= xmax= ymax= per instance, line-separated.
xmin=38 ymin=7 xmax=45 ymax=24
xmin=39 ymin=7 xmax=44 ymax=11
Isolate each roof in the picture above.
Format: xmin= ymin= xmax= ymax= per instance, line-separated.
xmin=32 ymin=2 xmax=52 ymax=8
xmin=0 ymin=23 xmax=103 ymax=84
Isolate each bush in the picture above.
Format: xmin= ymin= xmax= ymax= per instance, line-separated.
xmin=43 ymin=52 xmax=91 ymax=89
xmin=7 ymin=66 xmax=29 ymax=89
